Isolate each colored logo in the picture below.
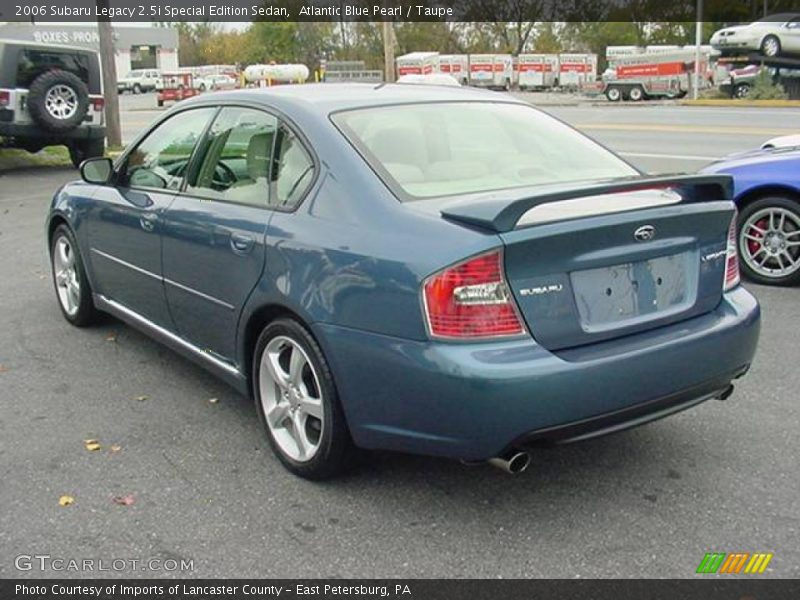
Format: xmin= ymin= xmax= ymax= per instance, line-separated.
xmin=696 ymin=552 xmax=773 ymax=574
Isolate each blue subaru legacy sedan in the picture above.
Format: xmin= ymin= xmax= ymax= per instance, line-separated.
xmin=47 ymin=84 xmax=760 ymax=479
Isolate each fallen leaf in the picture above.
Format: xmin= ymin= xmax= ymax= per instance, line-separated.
xmin=208 ymin=397 xmax=219 ymax=404
xmin=112 ymin=494 xmax=135 ymax=506
xmin=83 ymin=439 xmax=101 ymax=452
xmin=110 ymin=444 xmax=122 ymax=453
xmin=134 ymin=395 xmax=149 ymax=402
xmin=58 ymin=495 xmax=74 ymax=507
xmin=105 ymin=333 xmax=117 ymax=342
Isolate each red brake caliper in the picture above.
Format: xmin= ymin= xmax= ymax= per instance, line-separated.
xmin=747 ymin=218 xmax=768 ymax=255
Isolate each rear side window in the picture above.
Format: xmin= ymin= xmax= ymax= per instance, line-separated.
xmin=187 ymin=107 xmax=278 ymax=206
xmin=270 ymin=126 xmax=315 ymax=209
xmin=332 ymin=102 xmax=638 ymax=200
xmin=16 ymin=49 xmax=90 ymax=87
xmin=121 ymin=108 xmax=216 ymax=190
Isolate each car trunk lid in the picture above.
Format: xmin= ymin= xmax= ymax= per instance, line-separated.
xmin=438 ymin=174 xmax=735 ymax=350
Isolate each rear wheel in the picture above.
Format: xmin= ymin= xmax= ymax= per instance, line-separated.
xmin=605 ymin=85 xmax=622 ymax=102
xmin=761 ymin=35 xmax=781 ymax=57
xmin=253 ymin=318 xmax=353 ymax=479
xmin=50 ymin=224 xmax=99 ymax=326
xmin=628 ymin=86 xmax=645 ymax=101
xmin=68 ymin=138 xmax=104 ymax=169
xmin=133 ymin=83 xmax=142 ymax=94
xmin=27 ymin=70 xmax=89 ymax=132
xmin=738 ymin=196 xmax=800 ymax=286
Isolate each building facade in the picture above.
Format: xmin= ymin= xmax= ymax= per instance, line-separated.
xmin=0 ymin=23 xmax=179 ymax=77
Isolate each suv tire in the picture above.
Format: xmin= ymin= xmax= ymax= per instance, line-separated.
xmin=68 ymin=138 xmax=105 ymax=169
xmin=27 ymin=70 xmax=89 ymax=132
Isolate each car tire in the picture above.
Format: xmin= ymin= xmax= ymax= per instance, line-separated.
xmin=68 ymin=138 xmax=105 ymax=169
xmin=253 ymin=318 xmax=354 ymax=479
xmin=605 ymin=86 xmax=622 ymax=102
xmin=133 ymin=84 xmax=142 ymax=94
xmin=628 ymin=86 xmax=645 ymax=101
xmin=737 ymin=196 xmax=800 ymax=286
xmin=761 ymin=35 xmax=781 ymax=57
xmin=199 ymin=83 xmax=206 ymax=92
xmin=50 ymin=224 xmax=100 ymax=326
xmin=27 ymin=70 xmax=89 ymax=133
xmin=733 ymin=82 xmax=751 ymax=98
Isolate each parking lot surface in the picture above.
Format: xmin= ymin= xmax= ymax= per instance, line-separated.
xmin=0 ymin=103 xmax=798 ymax=578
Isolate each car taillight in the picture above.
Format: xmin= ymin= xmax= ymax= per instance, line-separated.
xmin=724 ymin=213 xmax=740 ymax=291
xmin=0 ymin=90 xmax=10 ymax=107
xmin=92 ymin=98 xmax=105 ymax=111
xmin=422 ymin=249 xmax=525 ymax=339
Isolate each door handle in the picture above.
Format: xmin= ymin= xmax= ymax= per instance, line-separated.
xmin=139 ymin=213 xmax=158 ymax=233
xmin=230 ymin=233 xmax=255 ymax=254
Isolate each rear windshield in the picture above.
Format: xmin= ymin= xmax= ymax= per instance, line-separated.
xmin=332 ymin=102 xmax=638 ymax=200
xmin=16 ymin=49 xmax=90 ymax=87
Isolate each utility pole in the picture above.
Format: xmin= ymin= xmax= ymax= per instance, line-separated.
xmin=96 ymin=0 xmax=121 ymax=147
xmin=693 ymin=0 xmax=703 ymax=100
xmin=382 ymin=20 xmax=395 ymax=83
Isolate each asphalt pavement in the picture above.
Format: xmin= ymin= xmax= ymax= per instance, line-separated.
xmin=0 ymin=99 xmax=798 ymax=578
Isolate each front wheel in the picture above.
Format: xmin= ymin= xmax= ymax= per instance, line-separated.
xmin=253 ymin=318 xmax=354 ymax=479
xmin=737 ymin=196 xmax=800 ymax=286
xmin=50 ymin=224 xmax=100 ymax=326
xmin=628 ymin=86 xmax=645 ymax=101
xmin=733 ymin=82 xmax=751 ymax=99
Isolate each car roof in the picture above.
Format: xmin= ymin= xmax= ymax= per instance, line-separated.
xmin=191 ymin=82 xmax=521 ymax=115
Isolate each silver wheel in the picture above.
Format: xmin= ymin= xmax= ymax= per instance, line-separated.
xmin=762 ymin=36 xmax=780 ymax=57
xmin=259 ymin=336 xmax=324 ymax=462
xmin=44 ymin=85 xmax=79 ymax=120
xmin=52 ymin=236 xmax=81 ymax=316
xmin=740 ymin=207 xmax=800 ymax=279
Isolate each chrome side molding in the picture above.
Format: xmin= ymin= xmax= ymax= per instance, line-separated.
xmin=93 ymin=293 xmax=247 ymax=392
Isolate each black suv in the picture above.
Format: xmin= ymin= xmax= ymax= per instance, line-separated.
xmin=0 ymin=40 xmax=106 ymax=167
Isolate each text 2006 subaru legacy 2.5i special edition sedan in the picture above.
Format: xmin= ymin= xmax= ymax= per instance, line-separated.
xmin=46 ymin=84 xmax=760 ymax=479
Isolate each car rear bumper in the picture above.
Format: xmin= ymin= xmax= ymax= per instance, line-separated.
xmin=314 ymin=286 xmax=760 ymax=460
xmin=0 ymin=120 xmax=105 ymax=141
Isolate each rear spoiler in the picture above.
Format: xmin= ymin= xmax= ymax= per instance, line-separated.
xmin=440 ymin=174 xmax=734 ymax=233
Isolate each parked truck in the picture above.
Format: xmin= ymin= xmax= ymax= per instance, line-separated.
xmin=396 ymin=52 xmax=440 ymax=77
xmin=468 ymin=54 xmax=513 ymax=90
xmin=516 ymin=54 xmax=559 ymax=90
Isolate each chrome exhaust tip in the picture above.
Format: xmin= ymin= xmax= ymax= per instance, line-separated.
xmin=488 ymin=451 xmax=530 ymax=475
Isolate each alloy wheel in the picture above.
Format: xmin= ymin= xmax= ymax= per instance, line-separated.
xmin=740 ymin=207 xmax=800 ymax=279
xmin=53 ymin=236 xmax=81 ymax=316
xmin=259 ymin=336 xmax=324 ymax=462
xmin=45 ymin=85 xmax=79 ymax=120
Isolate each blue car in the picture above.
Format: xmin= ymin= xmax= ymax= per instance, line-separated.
xmin=702 ymin=147 xmax=800 ymax=286
xmin=47 ymin=84 xmax=760 ymax=478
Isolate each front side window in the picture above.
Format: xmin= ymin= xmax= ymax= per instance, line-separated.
xmin=121 ymin=108 xmax=216 ymax=190
xmin=270 ymin=126 xmax=315 ymax=209
xmin=332 ymin=102 xmax=638 ymax=200
xmin=187 ymin=107 xmax=278 ymax=206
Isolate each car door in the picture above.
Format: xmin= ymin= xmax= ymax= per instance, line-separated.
xmin=161 ymin=106 xmax=280 ymax=361
xmin=86 ymin=107 xmax=216 ymax=328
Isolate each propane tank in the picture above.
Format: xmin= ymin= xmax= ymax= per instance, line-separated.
xmin=244 ymin=64 xmax=310 ymax=84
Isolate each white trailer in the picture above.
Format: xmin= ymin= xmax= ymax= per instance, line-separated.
xmin=517 ymin=54 xmax=559 ymax=90
xmin=468 ymin=54 xmax=513 ymax=90
xmin=438 ymin=54 xmax=468 ymax=84
xmin=396 ymin=52 xmax=439 ymax=77
xmin=558 ymin=53 xmax=597 ymax=87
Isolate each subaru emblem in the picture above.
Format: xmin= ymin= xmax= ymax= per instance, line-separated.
xmin=634 ymin=225 xmax=656 ymax=242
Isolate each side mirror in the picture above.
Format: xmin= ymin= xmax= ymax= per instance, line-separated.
xmin=80 ymin=157 xmax=113 ymax=185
